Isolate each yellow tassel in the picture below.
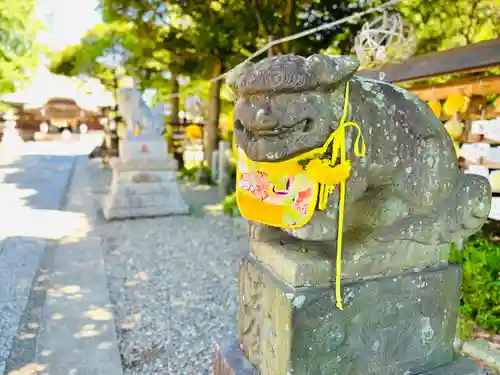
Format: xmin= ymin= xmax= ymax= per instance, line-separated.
xmin=318 ymin=183 xmax=327 ymax=210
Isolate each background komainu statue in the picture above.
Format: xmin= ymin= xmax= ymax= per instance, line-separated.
xmin=229 ymin=54 xmax=491 ymax=278
xmin=118 ymin=87 xmax=165 ymax=136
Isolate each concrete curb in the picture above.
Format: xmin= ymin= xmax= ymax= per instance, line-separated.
xmin=26 ymin=157 xmax=123 ymax=375
xmin=459 ymin=339 xmax=500 ymax=372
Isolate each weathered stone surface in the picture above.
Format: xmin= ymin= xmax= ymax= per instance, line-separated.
xmin=213 ymin=341 xmax=257 ymax=375
xmin=250 ymin=238 xmax=333 ymax=287
xmin=109 ymin=181 xmax=185 ymax=198
xmin=114 ymin=170 xmax=177 ymax=184
xmin=213 ymin=343 xmax=489 ymax=375
xmin=119 ymin=138 xmax=170 ymax=164
xmin=251 ymin=234 xmax=451 ymax=286
xmin=424 ymin=357 xmax=490 ymax=375
xmin=462 ymin=340 xmax=500 ymax=371
xmin=228 ymin=54 xmax=491 ymax=273
xmin=237 ymin=257 xmax=461 ymax=375
xmin=112 ymin=157 xmax=178 ymax=172
xmin=103 ymin=181 xmax=189 ymax=220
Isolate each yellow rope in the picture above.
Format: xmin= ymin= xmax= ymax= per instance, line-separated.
xmin=330 ymin=81 xmax=365 ymax=310
xmin=335 ymin=90 xmax=348 ymax=310
xmin=283 ymin=80 xmax=365 ymax=309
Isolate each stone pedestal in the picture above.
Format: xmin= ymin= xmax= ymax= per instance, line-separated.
xmin=102 ymin=135 xmax=189 ymax=220
xmin=0 ymin=124 xmax=23 ymax=151
xmin=213 ymin=242 xmax=489 ymax=375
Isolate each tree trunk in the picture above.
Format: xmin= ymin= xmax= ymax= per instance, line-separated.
xmin=169 ymin=71 xmax=184 ymax=170
xmin=112 ymin=71 xmax=120 ymax=118
xmin=205 ymin=57 xmax=223 ymax=170
xmin=170 ymin=72 xmax=180 ymax=125
xmin=283 ymin=0 xmax=296 ymax=54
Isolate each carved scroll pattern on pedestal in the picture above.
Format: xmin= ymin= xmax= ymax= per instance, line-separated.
xmin=237 ymin=260 xmax=280 ymax=375
xmin=237 ymin=261 xmax=264 ymax=369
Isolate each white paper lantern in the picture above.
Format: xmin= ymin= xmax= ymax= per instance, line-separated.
xmin=354 ymin=11 xmax=417 ymax=69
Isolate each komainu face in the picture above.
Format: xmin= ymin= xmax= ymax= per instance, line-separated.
xmin=228 ymin=54 xmax=360 ymax=161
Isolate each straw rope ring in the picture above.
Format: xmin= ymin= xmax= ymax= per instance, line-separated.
xmin=354 ymin=11 xmax=417 ymax=69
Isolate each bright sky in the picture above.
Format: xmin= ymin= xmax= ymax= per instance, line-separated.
xmin=1 ymin=0 xmax=115 ymax=105
xmin=35 ymin=0 xmax=102 ymax=51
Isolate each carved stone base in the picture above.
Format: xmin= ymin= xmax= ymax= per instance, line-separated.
xmin=212 ymin=341 xmax=488 ymax=375
xmin=102 ymin=179 xmax=189 ymax=220
xmin=103 ymin=136 xmax=189 ymax=220
xmin=212 ymin=341 xmax=257 ymax=375
xmin=0 ymin=127 xmax=23 ymax=148
xmin=111 ymin=158 xmax=178 ymax=173
xmin=235 ymin=256 xmax=465 ymax=375
xmin=119 ymin=136 xmax=169 ymax=164
xmin=250 ymin=235 xmax=451 ymax=285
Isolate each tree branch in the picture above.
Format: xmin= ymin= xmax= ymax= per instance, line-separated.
xmin=283 ymin=0 xmax=295 ymax=54
xmin=251 ymin=0 xmax=269 ymax=39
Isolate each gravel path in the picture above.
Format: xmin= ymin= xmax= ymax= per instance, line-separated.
xmin=89 ymin=162 xmax=249 ymax=374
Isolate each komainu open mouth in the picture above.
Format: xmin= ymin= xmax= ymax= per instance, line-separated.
xmin=235 ymin=118 xmax=312 ymax=137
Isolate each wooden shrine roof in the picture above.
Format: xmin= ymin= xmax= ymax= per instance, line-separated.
xmin=355 ymin=38 xmax=500 ymax=83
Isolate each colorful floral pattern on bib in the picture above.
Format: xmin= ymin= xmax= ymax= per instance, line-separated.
xmin=236 ymin=148 xmax=319 ymax=228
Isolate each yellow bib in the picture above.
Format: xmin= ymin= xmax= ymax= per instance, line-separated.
xmin=236 ymin=150 xmax=354 ymax=228
xmin=236 ymin=81 xmax=365 ymax=309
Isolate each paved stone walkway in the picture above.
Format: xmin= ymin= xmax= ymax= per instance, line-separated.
xmin=0 ymin=144 xmax=76 ymax=374
xmin=0 ymin=137 xmax=120 ymax=375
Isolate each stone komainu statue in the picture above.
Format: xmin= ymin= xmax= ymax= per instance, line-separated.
xmin=117 ymin=88 xmax=165 ymax=135
xmin=228 ymin=54 xmax=491 ymax=271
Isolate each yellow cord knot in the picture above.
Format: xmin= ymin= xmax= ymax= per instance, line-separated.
xmin=306 ymin=159 xmax=351 ymax=185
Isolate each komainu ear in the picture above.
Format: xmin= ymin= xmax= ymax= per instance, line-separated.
xmin=307 ymin=55 xmax=360 ymax=87
xmin=226 ymin=60 xmax=254 ymax=93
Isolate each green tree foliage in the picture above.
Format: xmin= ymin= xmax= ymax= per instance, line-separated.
xmin=100 ymin=0 xmax=202 ymax=139
xmin=252 ymin=0 xmax=386 ymax=56
xmin=99 ymin=0 xmax=373 ymax=168
xmin=397 ymin=0 xmax=499 ymax=54
xmin=0 ymin=0 xmax=42 ymax=94
xmin=175 ymin=0 xmax=260 ymax=168
xmin=100 ymin=0 xmax=260 ymax=168
xmin=322 ymin=0 xmax=499 ymax=60
xmin=49 ymin=22 xmax=139 ymax=94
